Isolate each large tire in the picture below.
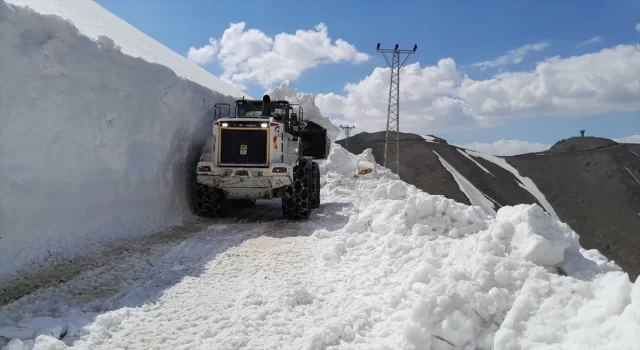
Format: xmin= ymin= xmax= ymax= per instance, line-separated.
xmin=282 ymin=160 xmax=312 ymax=220
xmin=193 ymin=183 xmax=225 ymax=217
xmin=310 ymin=162 xmax=320 ymax=209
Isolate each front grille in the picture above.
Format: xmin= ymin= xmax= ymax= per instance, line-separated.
xmin=219 ymin=128 xmax=269 ymax=167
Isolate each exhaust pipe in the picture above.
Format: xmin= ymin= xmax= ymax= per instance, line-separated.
xmin=261 ymin=95 xmax=271 ymax=116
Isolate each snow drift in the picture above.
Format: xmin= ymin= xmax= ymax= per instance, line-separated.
xmin=1 ymin=144 xmax=638 ymax=349
xmin=0 ymin=1 xmax=239 ymax=280
xmin=319 ymin=145 xmax=639 ymax=349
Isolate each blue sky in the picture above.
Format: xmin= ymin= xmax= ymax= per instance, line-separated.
xmin=97 ymin=0 xmax=640 ymax=152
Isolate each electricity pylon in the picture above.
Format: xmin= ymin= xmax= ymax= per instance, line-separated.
xmin=340 ymin=125 xmax=355 ymax=152
xmin=376 ymin=42 xmax=417 ymax=176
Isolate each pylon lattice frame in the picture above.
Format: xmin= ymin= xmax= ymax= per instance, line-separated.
xmin=377 ymin=43 xmax=417 ymax=176
xmin=340 ymin=125 xmax=355 ymax=151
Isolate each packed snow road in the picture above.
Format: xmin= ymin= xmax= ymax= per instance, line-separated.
xmin=0 ymin=198 xmax=350 ymax=349
xmin=0 ymin=202 xmax=286 ymax=307
xmin=2 ymin=146 xmax=640 ymax=350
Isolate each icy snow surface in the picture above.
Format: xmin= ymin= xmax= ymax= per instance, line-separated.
xmin=0 ymin=1 xmax=238 ymax=280
xmin=3 ymin=0 xmax=247 ymax=98
xmin=433 ymin=150 xmax=498 ymax=216
xmin=1 ymin=144 xmax=638 ymax=350
xmin=465 ymin=150 xmax=560 ymax=220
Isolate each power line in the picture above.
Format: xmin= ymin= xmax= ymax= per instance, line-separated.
xmin=340 ymin=125 xmax=356 ymax=152
xmin=376 ymin=42 xmax=417 ymax=176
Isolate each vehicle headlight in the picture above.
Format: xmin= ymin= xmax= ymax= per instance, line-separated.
xmin=222 ymin=123 xmax=228 ymax=127
xmin=261 ymin=123 xmax=268 ymax=128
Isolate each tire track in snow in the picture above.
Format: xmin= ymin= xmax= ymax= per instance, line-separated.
xmin=1 ymin=199 xmax=349 ymax=324
xmin=62 ymin=208 xmax=350 ymax=350
xmin=0 ymin=222 xmax=209 ymax=307
xmin=1 ymin=201 xmax=280 ymax=307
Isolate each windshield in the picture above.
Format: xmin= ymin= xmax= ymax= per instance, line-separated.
xmin=237 ymin=103 xmax=288 ymax=118
xmin=272 ymin=107 xmax=286 ymax=115
xmin=237 ymin=103 xmax=262 ymax=117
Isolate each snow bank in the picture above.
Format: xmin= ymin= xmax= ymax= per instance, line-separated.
xmin=265 ymin=81 xmax=341 ymax=142
xmin=0 ymin=1 xmax=236 ymax=280
xmin=316 ymin=145 xmax=636 ymax=349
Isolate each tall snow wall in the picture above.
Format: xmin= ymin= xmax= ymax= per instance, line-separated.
xmin=0 ymin=1 xmax=237 ymax=280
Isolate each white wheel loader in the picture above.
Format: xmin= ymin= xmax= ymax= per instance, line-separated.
xmin=194 ymin=95 xmax=330 ymax=220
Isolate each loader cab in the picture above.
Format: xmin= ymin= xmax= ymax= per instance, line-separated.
xmin=235 ymin=97 xmax=289 ymax=120
xmin=214 ymin=95 xmax=304 ymax=135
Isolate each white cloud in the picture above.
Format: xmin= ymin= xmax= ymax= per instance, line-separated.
xmin=457 ymin=134 xmax=640 ymax=156
xmin=459 ymin=140 xmax=551 ymax=156
xmin=186 ymin=38 xmax=218 ymax=65
xmin=615 ymin=135 xmax=640 ymax=143
xmin=316 ymin=44 xmax=640 ymax=135
xmin=317 ymin=58 xmax=476 ymax=134
xmin=187 ymin=22 xmax=369 ymax=89
xmin=471 ymin=41 xmax=550 ymax=70
xmin=577 ymin=36 xmax=603 ymax=47
xmin=636 ymin=23 xmax=640 ymax=33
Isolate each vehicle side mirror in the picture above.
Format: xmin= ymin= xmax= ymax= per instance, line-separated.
xmin=291 ymin=113 xmax=297 ymax=121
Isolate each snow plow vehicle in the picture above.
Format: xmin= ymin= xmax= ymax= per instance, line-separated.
xmin=194 ymin=95 xmax=330 ymax=220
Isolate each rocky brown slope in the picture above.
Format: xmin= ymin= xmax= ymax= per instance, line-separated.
xmin=337 ymin=132 xmax=640 ymax=279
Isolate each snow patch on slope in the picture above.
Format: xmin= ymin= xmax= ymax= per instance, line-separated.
xmin=4 ymin=0 xmax=247 ymax=98
xmin=625 ymin=166 xmax=640 ymax=185
xmin=266 ymin=80 xmax=340 ymax=142
xmin=458 ymin=148 xmax=495 ymax=177
xmin=0 ymin=1 xmax=236 ymax=280
xmin=433 ymin=150 xmax=498 ymax=216
xmin=421 ymin=135 xmax=435 ymax=142
xmin=466 ymin=150 xmax=559 ymax=220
